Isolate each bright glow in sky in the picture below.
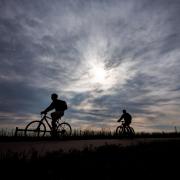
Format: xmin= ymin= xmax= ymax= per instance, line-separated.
xmin=90 ymin=62 xmax=107 ymax=84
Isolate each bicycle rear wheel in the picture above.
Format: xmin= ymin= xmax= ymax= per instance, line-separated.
xmin=25 ymin=121 xmax=46 ymax=137
xmin=116 ymin=126 xmax=124 ymax=136
xmin=57 ymin=122 xmax=72 ymax=136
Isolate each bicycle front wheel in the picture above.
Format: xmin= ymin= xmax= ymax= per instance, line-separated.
xmin=25 ymin=121 xmax=46 ymax=137
xmin=127 ymin=126 xmax=135 ymax=136
xmin=57 ymin=122 xmax=72 ymax=136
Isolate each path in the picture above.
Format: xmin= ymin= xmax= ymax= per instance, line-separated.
xmin=0 ymin=138 xmax=179 ymax=157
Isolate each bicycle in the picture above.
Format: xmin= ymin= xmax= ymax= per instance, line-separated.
xmin=116 ymin=121 xmax=135 ymax=137
xmin=24 ymin=114 xmax=72 ymax=137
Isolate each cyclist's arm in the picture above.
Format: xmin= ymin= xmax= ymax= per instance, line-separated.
xmin=117 ymin=114 xmax=124 ymax=122
xmin=42 ymin=103 xmax=54 ymax=114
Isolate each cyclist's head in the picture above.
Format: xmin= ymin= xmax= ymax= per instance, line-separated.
xmin=123 ymin=109 xmax=126 ymax=113
xmin=51 ymin=93 xmax=58 ymax=101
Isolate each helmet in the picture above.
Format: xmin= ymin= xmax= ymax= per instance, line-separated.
xmin=51 ymin=93 xmax=58 ymax=100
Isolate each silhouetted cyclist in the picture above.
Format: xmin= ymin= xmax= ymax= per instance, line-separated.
xmin=41 ymin=93 xmax=68 ymax=134
xmin=117 ymin=109 xmax=132 ymax=126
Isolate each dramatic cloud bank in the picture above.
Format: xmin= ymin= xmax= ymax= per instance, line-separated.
xmin=0 ymin=0 xmax=180 ymax=132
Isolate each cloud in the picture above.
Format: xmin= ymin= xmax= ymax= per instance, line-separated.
xmin=0 ymin=0 xmax=180 ymax=132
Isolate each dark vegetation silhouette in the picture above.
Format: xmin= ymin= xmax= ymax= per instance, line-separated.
xmin=0 ymin=139 xmax=180 ymax=179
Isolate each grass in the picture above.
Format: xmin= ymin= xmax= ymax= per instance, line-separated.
xmin=0 ymin=128 xmax=180 ymax=141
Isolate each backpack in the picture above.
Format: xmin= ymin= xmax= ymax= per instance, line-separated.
xmin=62 ymin=101 xmax=68 ymax=111
xmin=125 ymin=113 xmax=132 ymax=123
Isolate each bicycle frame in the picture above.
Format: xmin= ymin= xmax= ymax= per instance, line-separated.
xmin=40 ymin=115 xmax=53 ymax=130
xmin=119 ymin=120 xmax=128 ymax=127
xmin=40 ymin=114 xmax=63 ymax=131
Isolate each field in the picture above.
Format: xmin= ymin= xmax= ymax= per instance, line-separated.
xmin=0 ymin=130 xmax=180 ymax=179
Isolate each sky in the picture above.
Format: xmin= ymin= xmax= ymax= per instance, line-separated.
xmin=0 ymin=0 xmax=180 ymax=132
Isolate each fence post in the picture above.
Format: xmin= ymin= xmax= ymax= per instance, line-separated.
xmin=14 ymin=127 xmax=18 ymax=137
xmin=174 ymin=126 xmax=177 ymax=133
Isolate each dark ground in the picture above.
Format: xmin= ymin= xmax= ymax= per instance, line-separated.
xmin=0 ymin=138 xmax=180 ymax=180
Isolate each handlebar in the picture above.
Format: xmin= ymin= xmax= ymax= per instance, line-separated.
xmin=117 ymin=120 xmax=125 ymax=122
xmin=41 ymin=113 xmax=51 ymax=119
xmin=117 ymin=120 xmax=125 ymax=124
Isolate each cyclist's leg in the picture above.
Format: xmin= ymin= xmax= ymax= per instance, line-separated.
xmin=124 ymin=121 xmax=135 ymax=136
xmin=124 ymin=120 xmax=131 ymax=127
xmin=51 ymin=112 xmax=63 ymax=133
xmin=51 ymin=112 xmax=57 ymax=133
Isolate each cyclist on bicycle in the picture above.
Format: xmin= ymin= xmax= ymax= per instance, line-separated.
xmin=41 ymin=93 xmax=68 ymax=133
xmin=117 ymin=109 xmax=132 ymax=126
